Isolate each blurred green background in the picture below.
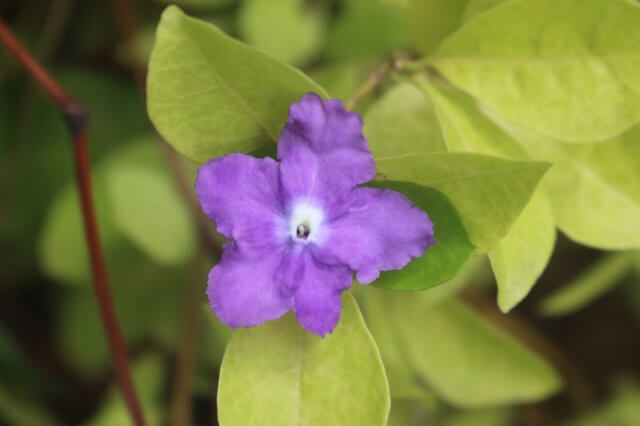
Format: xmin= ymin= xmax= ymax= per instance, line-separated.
xmin=1 ymin=0 xmax=640 ymax=425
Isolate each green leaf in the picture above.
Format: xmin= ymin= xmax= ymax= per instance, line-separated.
xmin=0 ymin=92 xmax=10 ymax=159
xmin=539 ymin=252 xmax=637 ymax=317
xmin=420 ymin=79 xmax=526 ymax=158
xmin=433 ymin=0 xmax=640 ymax=143
xmin=461 ymin=0 xmax=509 ymax=21
xmin=358 ymin=257 xmax=489 ymax=400
xmin=0 ymin=385 xmax=59 ymax=426
xmin=623 ymin=265 xmax=640 ymax=321
xmin=490 ymin=191 xmax=556 ymax=312
xmin=86 ymin=356 xmax=165 ymax=426
xmin=308 ymin=60 xmax=380 ymax=112
xmin=370 ymin=182 xmax=474 ymax=290
xmin=367 ymin=291 xmax=561 ymax=407
xmin=420 ymin=81 xmax=556 ymax=311
xmin=38 ymin=138 xmax=197 ymax=284
xmin=59 ymin=70 xmax=148 ymax=151
xmin=386 ymin=400 xmax=433 ymax=426
xmin=198 ymin=305 xmax=232 ymax=369
xmin=376 ymin=152 xmax=549 ymax=251
xmin=38 ymin=175 xmax=118 ymax=286
xmin=324 ymin=0 xmax=409 ymax=59
xmin=358 ymin=287 xmax=424 ymax=401
xmin=441 ymin=407 xmax=511 ymax=426
xmin=364 ymin=82 xmax=447 ymax=159
xmin=359 ymin=262 xmax=487 ymax=401
xmin=116 ymin=26 xmax=157 ymax=67
xmin=501 ymin=121 xmax=640 ymax=249
xmin=106 ymin=163 xmax=196 ymax=265
xmin=217 ymin=292 xmax=390 ymax=426
xmin=308 ymin=61 xmax=365 ymax=101
xmin=239 ymin=0 xmax=325 ymax=66
xmin=407 ymin=0 xmax=510 ymax=54
xmin=147 ymin=6 xmax=327 ymax=163
xmin=57 ymin=259 xmax=185 ymax=376
xmin=408 ymin=0 xmax=470 ymax=54
xmin=3 ymin=69 xmax=146 ymax=281
xmin=564 ymin=383 xmax=640 ymax=426
xmin=153 ymin=0 xmax=236 ymax=10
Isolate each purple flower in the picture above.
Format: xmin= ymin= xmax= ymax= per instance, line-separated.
xmin=195 ymin=93 xmax=435 ymax=336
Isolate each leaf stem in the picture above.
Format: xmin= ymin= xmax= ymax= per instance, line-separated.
xmin=346 ymin=61 xmax=390 ymax=110
xmin=345 ymin=53 xmax=422 ymax=110
xmin=401 ymin=56 xmax=435 ymax=73
xmin=0 ymin=18 xmax=146 ymax=426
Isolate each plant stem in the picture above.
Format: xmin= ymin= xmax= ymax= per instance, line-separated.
xmin=170 ymin=251 xmax=207 ymax=426
xmin=0 ymin=18 xmax=146 ymax=426
xmin=346 ymin=62 xmax=390 ymax=110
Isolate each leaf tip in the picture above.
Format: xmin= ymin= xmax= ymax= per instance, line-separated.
xmin=160 ymin=4 xmax=184 ymax=21
xmin=497 ymin=296 xmax=515 ymax=314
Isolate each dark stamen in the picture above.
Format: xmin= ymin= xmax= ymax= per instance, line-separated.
xmin=296 ymin=224 xmax=311 ymax=240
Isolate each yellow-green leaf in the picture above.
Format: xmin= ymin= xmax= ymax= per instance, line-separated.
xmin=362 ymin=289 xmax=561 ymax=407
xmin=501 ymin=121 xmax=640 ymax=249
xmin=239 ymin=0 xmax=325 ymax=66
xmin=408 ymin=0 xmax=470 ymax=54
xmin=490 ymin=191 xmax=556 ymax=312
xmin=539 ymin=252 xmax=637 ymax=317
xmin=376 ymin=152 xmax=549 ymax=251
xmin=217 ymin=292 xmax=390 ymax=426
xmin=421 ymin=81 xmax=556 ymax=311
xmin=147 ymin=6 xmax=327 ymax=163
xmin=433 ymin=0 xmax=640 ymax=142
xmin=106 ymin=164 xmax=196 ymax=265
xmin=370 ymin=182 xmax=474 ymax=291
xmin=364 ymin=82 xmax=447 ymax=158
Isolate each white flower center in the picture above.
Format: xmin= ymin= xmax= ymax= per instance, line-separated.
xmin=288 ymin=201 xmax=324 ymax=244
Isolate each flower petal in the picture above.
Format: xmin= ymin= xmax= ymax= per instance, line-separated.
xmin=207 ymin=243 xmax=294 ymax=328
xmin=293 ymin=251 xmax=353 ymax=337
xmin=323 ymin=187 xmax=435 ymax=284
xmin=195 ymin=153 xmax=283 ymax=248
xmin=277 ymin=93 xmax=376 ymax=201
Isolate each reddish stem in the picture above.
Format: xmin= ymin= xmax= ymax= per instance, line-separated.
xmin=0 ymin=18 xmax=146 ymax=426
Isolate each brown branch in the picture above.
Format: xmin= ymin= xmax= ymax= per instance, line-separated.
xmin=0 ymin=18 xmax=146 ymax=426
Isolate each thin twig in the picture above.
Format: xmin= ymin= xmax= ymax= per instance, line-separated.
xmin=170 ymin=251 xmax=207 ymax=426
xmin=0 ymin=18 xmax=146 ymax=426
xmin=346 ymin=62 xmax=390 ymax=110
xmin=345 ymin=52 xmax=429 ymax=110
